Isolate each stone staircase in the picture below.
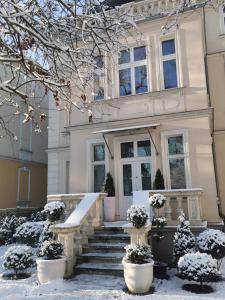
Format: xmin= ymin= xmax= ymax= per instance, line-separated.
xmin=74 ymin=226 xmax=129 ymax=277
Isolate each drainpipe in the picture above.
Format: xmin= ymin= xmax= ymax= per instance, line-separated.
xmin=203 ymin=7 xmax=223 ymax=219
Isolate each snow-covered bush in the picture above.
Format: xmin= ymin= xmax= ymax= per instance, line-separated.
xmin=149 ymin=193 xmax=166 ymax=209
xmin=3 ymin=245 xmax=34 ymax=276
xmin=173 ymin=214 xmax=195 ymax=263
xmin=44 ymin=201 xmax=65 ymax=222
xmin=197 ymin=229 xmax=225 ymax=260
xmin=0 ymin=215 xmax=27 ymax=245
xmin=152 ymin=217 xmax=167 ymax=227
xmin=178 ymin=252 xmax=218 ymax=284
xmin=40 ymin=240 xmax=64 ymax=260
xmin=13 ymin=221 xmax=45 ymax=246
xmin=127 ymin=205 xmax=148 ymax=228
xmin=30 ymin=210 xmax=47 ymax=222
xmin=124 ymin=244 xmax=152 ymax=264
xmin=38 ymin=222 xmax=54 ymax=245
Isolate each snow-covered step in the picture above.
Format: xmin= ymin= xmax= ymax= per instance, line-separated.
xmin=74 ymin=263 xmax=123 ymax=277
xmin=82 ymin=242 xmax=126 ymax=253
xmin=88 ymin=233 xmax=129 ymax=243
xmin=94 ymin=227 xmax=124 ymax=235
xmin=78 ymin=252 xmax=124 ymax=264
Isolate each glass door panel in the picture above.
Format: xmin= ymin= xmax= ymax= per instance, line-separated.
xmin=123 ymin=164 xmax=133 ymax=196
xmin=141 ymin=162 xmax=152 ymax=190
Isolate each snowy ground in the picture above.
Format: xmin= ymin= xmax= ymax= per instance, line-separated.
xmin=0 ymin=245 xmax=225 ymax=300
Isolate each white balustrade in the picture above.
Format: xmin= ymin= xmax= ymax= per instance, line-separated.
xmin=50 ymin=193 xmax=106 ymax=277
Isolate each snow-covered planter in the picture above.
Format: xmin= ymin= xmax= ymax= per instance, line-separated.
xmin=197 ymin=229 xmax=225 ymax=260
xmin=173 ymin=214 xmax=196 ymax=264
xmin=3 ymin=245 xmax=34 ymax=279
xmin=123 ymin=244 xmax=153 ymax=294
xmin=178 ymin=252 xmax=218 ymax=286
xmin=127 ymin=205 xmax=148 ymax=229
xmin=44 ymin=201 xmax=65 ymax=223
xmin=36 ymin=240 xmax=66 ymax=284
xmin=149 ymin=193 xmax=166 ymax=209
xmin=13 ymin=221 xmax=45 ymax=246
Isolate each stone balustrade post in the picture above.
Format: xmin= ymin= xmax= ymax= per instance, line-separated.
xmin=123 ymin=223 xmax=152 ymax=245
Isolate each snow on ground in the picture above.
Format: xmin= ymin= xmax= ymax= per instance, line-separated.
xmin=0 ymin=245 xmax=225 ymax=300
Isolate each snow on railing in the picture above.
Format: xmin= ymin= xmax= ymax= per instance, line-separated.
xmin=50 ymin=193 xmax=106 ymax=277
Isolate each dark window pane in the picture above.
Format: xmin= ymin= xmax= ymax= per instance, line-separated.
xmin=168 ymin=136 xmax=184 ymax=155
xmin=169 ymin=158 xmax=186 ymax=189
xmin=119 ymin=50 xmax=130 ymax=64
xmin=119 ymin=68 xmax=131 ymax=96
xmin=123 ymin=164 xmax=132 ymax=196
xmin=141 ymin=163 xmax=151 ymax=190
xmin=94 ymin=165 xmax=105 ymax=192
xmin=95 ymin=56 xmax=104 ymax=68
xmin=135 ymin=65 xmax=148 ymax=94
xmin=137 ymin=140 xmax=151 ymax=157
xmin=223 ymin=6 xmax=225 ymax=13
xmin=94 ymin=74 xmax=104 ymax=100
xmin=94 ymin=144 xmax=105 ymax=161
xmin=121 ymin=142 xmax=134 ymax=158
xmin=162 ymin=39 xmax=175 ymax=56
xmin=134 ymin=46 xmax=146 ymax=61
xmin=163 ymin=59 xmax=177 ymax=89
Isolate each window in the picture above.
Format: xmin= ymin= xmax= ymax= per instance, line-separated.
xmin=220 ymin=5 xmax=225 ymax=33
xmin=161 ymin=39 xmax=178 ymax=89
xmin=167 ymin=135 xmax=186 ymax=189
xmin=92 ymin=144 xmax=105 ymax=192
xmin=118 ymin=46 xmax=148 ymax=96
xmin=93 ymin=56 xmax=105 ymax=101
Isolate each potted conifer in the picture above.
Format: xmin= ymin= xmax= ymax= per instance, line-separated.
xmin=103 ymin=172 xmax=116 ymax=221
xmin=153 ymin=169 xmax=165 ymax=190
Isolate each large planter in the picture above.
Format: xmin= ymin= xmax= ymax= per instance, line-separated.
xmin=36 ymin=257 xmax=66 ymax=284
xmin=122 ymin=258 xmax=154 ymax=294
xmin=104 ymin=196 xmax=115 ymax=221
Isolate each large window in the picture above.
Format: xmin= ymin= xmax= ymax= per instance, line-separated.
xmin=167 ymin=134 xmax=186 ymax=189
xmin=93 ymin=56 xmax=105 ymax=101
xmin=118 ymin=46 xmax=148 ymax=96
xmin=161 ymin=39 xmax=178 ymax=89
xmin=92 ymin=144 xmax=105 ymax=192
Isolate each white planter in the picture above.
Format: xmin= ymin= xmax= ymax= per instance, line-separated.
xmin=122 ymin=258 xmax=154 ymax=294
xmin=104 ymin=196 xmax=115 ymax=221
xmin=36 ymin=257 xmax=66 ymax=284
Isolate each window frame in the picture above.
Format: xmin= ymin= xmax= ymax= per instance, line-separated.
xmin=92 ymin=55 xmax=108 ymax=101
xmin=161 ymin=129 xmax=191 ymax=189
xmin=116 ymin=45 xmax=150 ymax=97
xmin=159 ymin=35 xmax=180 ymax=90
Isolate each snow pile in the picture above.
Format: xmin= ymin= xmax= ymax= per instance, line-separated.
xmin=3 ymin=245 xmax=34 ymax=273
xmin=149 ymin=193 xmax=166 ymax=208
xmin=197 ymin=229 xmax=225 ymax=260
xmin=13 ymin=222 xmax=45 ymax=246
xmin=173 ymin=214 xmax=196 ymax=263
xmin=124 ymin=244 xmax=152 ymax=264
xmin=44 ymin=201 xmax=65 ymax=222
xmin=127 ymin=205 xmax=148 ymax=228
xmin=178 ymin=252 xmax=218 ymax=283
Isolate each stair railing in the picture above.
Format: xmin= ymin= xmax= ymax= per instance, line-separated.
xmin=51 ymin=193 xmax=106 ymax=277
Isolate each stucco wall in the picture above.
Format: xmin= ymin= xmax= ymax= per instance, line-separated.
xmin=0 ymin=159 xmax=47 ymax=209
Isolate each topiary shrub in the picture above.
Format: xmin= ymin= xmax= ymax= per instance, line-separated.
xmin=153 ymin=169 xmax=165 ymax=190
xmin=0 ymin=215 xmax=27 ymax=245
xmin=178 ymin=252 xmax=218 ymax=287
xmin=103 ymin=172 xmax=115 ymax=197
xmin=3 ymin=245 xmax=34 ymax=278
xmin=44 ymin=201 xmax=65 ymax=223
xmin=30 ymin=210 xmax=47 ymax=222
xmin=127 ymin=205 xmax=148 ymax=229
xmin=149 ymin=193 xmax=166 ymax=209
xmin=38 ymin=222 xmax=54 ymax=245
xmin=173 ymin=214 xmax=196 ymax=264
xmin=124 ymin=244 xmax=152 ymax=264
xmin=152 ymin=216 xmax=167 ymax=228
xmin=40 ymin=240 xmax=64 ymax=260
xmin=197 ymin=229 xmax=225 ymax=261
xmin=13 ymin=222 xmax=45 ymax=246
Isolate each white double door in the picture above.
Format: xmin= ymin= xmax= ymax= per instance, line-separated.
xmin=120 ymin=158 xmax=152 ymax=219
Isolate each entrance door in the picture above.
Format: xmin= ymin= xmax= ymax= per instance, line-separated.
xmin=118 ymin=138 xmax=153 ymax=219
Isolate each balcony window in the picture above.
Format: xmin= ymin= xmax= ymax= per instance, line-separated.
xmin=161 ymin=39 xmax=178 ymax=89
xmin=118 ymin=46 xmax=148 ymax=96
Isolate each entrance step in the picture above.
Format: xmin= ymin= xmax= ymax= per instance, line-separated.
xmin=74 ymin=225 xmax=129 ymax=277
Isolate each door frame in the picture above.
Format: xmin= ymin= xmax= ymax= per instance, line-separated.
xmin=114 ymin=133 xmax=156 ymax=220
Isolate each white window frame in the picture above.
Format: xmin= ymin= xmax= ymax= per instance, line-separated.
xmin=92 ymin=55 xmax=108 ymax=101
xmin=161 ymin=129 xmax=191 ymax=189
xmin=116 ymin=44 xmax=150 ymax=97
xmin=87 ymin=139 xmax=109 ymax=192
xmin=158 ymin=34 xmax=181 ymax=90
xmin=219 ymin=4 xmax=225 ymax=34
